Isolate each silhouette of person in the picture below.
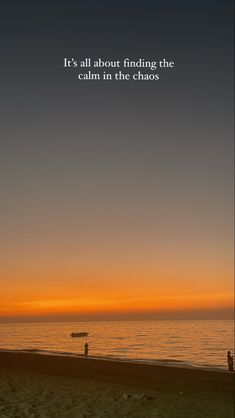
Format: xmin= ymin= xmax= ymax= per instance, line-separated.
xmin=84 ymin=342 xmax=89 ymax=357
xmin=227 ymin=351 xmax=233 ymax=372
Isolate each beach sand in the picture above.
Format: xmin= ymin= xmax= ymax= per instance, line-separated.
xmin=0 ymin=352 xmax=234 ymax=418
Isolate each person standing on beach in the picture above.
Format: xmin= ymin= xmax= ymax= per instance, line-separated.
xmin=84 ymin=342 xmax=89 ymax=357
xmin=227 ymin=351 xmax=233 ymax=371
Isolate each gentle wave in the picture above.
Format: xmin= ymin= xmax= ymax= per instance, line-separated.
xmin=0 ymin=347 xmax=227 ymax=372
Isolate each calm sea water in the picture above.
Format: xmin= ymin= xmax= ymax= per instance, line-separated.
xmin=0 ymin=320 xmax=233 ymax=370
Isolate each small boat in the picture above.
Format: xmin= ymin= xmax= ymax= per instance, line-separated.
xmin=70 ymin=332 xmax=89 ymax=338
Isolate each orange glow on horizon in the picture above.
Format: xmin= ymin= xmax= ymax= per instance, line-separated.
xmin=1 ymin=243 xmax=233 ymax=320
xmin=0 ymin=290 xmax=233 ymax=318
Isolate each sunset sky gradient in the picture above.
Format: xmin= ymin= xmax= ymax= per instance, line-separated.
xmin=0 ymin=0 xmax=233 ymax=322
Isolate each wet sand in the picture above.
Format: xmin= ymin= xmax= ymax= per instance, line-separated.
xmin=0 ymin=351 xmax=234 ymax=417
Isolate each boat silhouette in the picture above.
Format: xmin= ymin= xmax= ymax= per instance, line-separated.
xmin=70 ymin=332 xmax=89 ymax=338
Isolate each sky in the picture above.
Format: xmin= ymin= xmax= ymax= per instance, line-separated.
xmin=0 ymin=1 xmax=234 ymax=323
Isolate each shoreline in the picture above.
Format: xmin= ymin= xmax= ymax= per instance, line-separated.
xmin=0 ymin=350 xmax=233 ymax=395
xmin=0 ymin=347 xmax=228 ymax=373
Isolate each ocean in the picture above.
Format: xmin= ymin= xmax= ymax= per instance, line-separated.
xmin=0 ymin=320 xmax=233 ymax=371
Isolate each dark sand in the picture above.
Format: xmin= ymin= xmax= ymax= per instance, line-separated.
xmin=0 ymin=351 xmax=234 ymax=417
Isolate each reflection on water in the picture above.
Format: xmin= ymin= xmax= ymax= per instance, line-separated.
xmin=0 ymin=320 xmax=233 ymax=370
